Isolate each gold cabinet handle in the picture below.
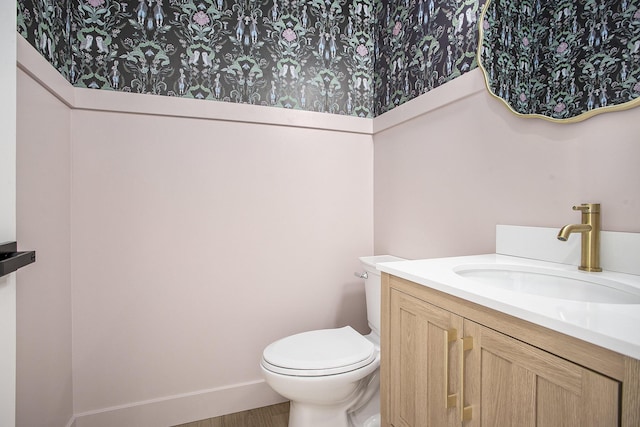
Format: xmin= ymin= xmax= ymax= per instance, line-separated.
xmin=444 ymin=328 xmax=458 ymax=408
xmin=460 ymin=336 xmax=473 ymax=422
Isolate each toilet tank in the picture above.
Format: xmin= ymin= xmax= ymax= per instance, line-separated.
xmin=359 ymin=255 xmax=406 ymax=337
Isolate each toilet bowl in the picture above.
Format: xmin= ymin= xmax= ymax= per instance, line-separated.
xmin=260 ymin=255 xmax=405 ymax=427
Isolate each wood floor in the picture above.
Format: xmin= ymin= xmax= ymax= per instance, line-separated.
xmin=173 ymin=402 xmax=289 ymax=427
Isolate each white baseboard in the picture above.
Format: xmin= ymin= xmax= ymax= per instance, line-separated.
xmin=72 ymin=379 xmax=286 ymax=427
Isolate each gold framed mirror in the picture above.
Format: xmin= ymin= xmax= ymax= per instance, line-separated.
xmin=478 ymin=0 xmax=640 ymax=122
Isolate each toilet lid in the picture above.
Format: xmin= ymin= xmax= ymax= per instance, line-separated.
xmin=262 ymin=326 xmax=376 ymax=377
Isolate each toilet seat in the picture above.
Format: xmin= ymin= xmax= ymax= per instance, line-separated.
xmin=262 ymin=326 xmax=376 ymax=377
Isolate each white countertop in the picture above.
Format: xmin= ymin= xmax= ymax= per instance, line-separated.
xmin=377 ymin=254 xmax=640 ymax=360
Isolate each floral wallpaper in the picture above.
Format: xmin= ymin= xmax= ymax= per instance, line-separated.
xmin=17 ymin=0 xmax=73 ymax=76
xmin=373 ymin=0 xmax=485 ymax=115
xmin=16 ymin=0 xmax=485 ymax=117
xmin=480 ymin=0 xmax=640 ymax=120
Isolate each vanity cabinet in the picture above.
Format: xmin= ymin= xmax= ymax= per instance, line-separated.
xmin=381 ymin=274 xmax=640 ymax=427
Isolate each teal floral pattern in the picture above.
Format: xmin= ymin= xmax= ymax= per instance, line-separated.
xmin=480 ymin=0 xmax=640 ymax=120
xmin=17 ymin=0 xmax=73 ymax=81
xmin=373 ymin=0 xmax=485 ymax=115
xmin=18 ymin=0 xmax=376 ymax=117
xmin=17 ymin=0 xmax=490 ymax=116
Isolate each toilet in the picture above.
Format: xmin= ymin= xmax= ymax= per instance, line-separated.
xmin=260 ymin=255 xmax=405 ymax=427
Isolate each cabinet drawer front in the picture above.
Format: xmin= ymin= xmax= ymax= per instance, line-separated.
xmin=481 ymin=326 xmax=582 ymax=395
xmin=389 ymin=290 xmax=462 ymax=427
xmin=465 ymin=321 xmax=620 ymax=427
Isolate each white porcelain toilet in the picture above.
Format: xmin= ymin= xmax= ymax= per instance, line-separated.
xmin=260 ymin=255 xmax=405 ymax=427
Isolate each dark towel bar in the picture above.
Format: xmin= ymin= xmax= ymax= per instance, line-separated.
xmin=0 ymin=242 xmax=36 ymax=278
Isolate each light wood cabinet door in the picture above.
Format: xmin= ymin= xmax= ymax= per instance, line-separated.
xmin=463 ymin=320 xmax=620 ymax=427
xmin=388 ymin=289 xmax=463 ymax=427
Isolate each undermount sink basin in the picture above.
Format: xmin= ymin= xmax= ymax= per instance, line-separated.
xmin=453 ymin=264 xmax=640 ymax=304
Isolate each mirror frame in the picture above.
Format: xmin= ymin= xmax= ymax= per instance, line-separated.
xmin=478 ymin=0 xmax=640 ymax=123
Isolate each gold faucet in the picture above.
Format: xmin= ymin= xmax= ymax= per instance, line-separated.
xmin=557 ymin=203 xmax=602 ymax=272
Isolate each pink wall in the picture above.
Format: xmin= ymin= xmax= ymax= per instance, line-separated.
xmin=70 ymin=110 xmax=373 ymax=416
xmin=16 ymin=37 xmax=640 ymax=427
xmin=374 ymin=70 xmax=640 ymax=260
xmin=17 ymin=37 xmax=373 ymax=426
xmin=16 ymin=68 xmax=73 ymax=427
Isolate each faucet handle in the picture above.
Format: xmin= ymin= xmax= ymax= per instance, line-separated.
xmin=572 ymin=203 xmax=600 ymax=213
